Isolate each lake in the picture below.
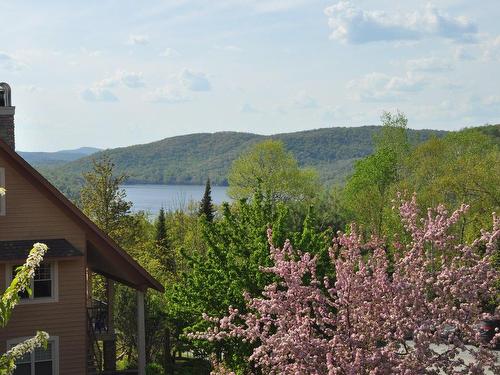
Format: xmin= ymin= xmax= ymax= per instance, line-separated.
xmin=122 ymin=184 xmax=230 ymax=215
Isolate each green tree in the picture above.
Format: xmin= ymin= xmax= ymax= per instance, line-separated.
xmin=170 ymin=190 xmax=330 ymax=372
xmin=170 ymin=193 xmax=280 ymax=371
xmin=199 ymin=179 xmax=214 ymax=222
xmin=153 ymin=207 xmax=175 ymax=274
xmin=155 ymin=208 xmax=168 ymax=244
xmin=80 ymin=155 xmax=132 ymax=243
xmin=399 ymin=129 xmax=500 ymax=241
xmin=374 ymin=110 xmax=410 ymax=165
xmin=342 ymin=111 xmax=409 ymax=235
xmin=227 ymin=140 xmax=319 ymax=203
xmin=79 ymin=157 xmax=169 ymax=368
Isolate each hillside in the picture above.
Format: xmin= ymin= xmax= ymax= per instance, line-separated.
xmin=37 ymin=126 xmax=448 ymax=197
xmin=19 ymin=147 xmax=101 ymax=166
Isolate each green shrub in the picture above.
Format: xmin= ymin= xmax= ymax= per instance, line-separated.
xmin=146 ymin=362 xmax=164 ymax=375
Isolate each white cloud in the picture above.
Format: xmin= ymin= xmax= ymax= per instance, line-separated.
xmin=128 ymin=34 xmax=149 ymax=45
xmin=146 ymin=68 xmax=212 ymax=103
xmin=81 ymin=70 xmax=144 ymax=103
xmin=0 ymin=52 xmax=24 ymax=70
xmin=160 ymin=48 xmax=181 ymax=58
xmin=97 ymin=70 xmax=145 ymax=89
xmin=406 ymin=57 xmax=453 ymax=72
xmin=324 ymin=2 xmax=478 ymax=44
xmin=146 ymin=87 xmax=189 ymax=104
xmin=293 ymin=91 xmax=318 ymax=109
xmin=117 ymin=71 xmax=145 ymax=88
xmin=81 ymin=88 xmax=118 ymax=102
xmin=180 ymin=69 xmax=211 ymax=92
xmin=348 ymin=72 xmax=426 ymax=102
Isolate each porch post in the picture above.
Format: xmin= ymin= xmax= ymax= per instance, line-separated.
xmin=86 ymin=269 xmax=93 ymax=306
xmin=107 ymin=279 xmax=115 ymax=331
xmin=103 ymin=279 xmax=116 ymax=371
xmin=137 ymin=289 xmax=146 ymax=375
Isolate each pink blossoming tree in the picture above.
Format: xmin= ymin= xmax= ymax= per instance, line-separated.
xmin=196 ymin=195 xmax=500 ymax=374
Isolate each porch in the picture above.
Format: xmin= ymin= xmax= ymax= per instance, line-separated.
xmin=86 ymin=239 xmax=163 ymax=375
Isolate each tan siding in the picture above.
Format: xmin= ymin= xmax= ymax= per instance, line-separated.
xmin=0 ymin=155 xmax=87 ymax=374
xmin=0 ymin=154 xmax=86 ymax=250
xmin=0 ymin=260 xmax=87 ymax=374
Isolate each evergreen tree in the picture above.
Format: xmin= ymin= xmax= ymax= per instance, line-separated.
xmin=155 ymin=207 xmax=168 ymax=245
xmin=199 ymin=178 xmax=215 ymax=222
xmin=153 ymin=207 xmax=176 ymax=274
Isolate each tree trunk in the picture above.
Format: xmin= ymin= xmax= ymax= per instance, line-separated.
xmin=164 ymin=328 xmax=174 ymax=374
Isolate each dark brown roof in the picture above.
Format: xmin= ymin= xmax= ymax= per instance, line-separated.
xmin=0 ymin=239 xmax=83 ymax=260
xmin=0 ymin=139 xmax=163 ymax=292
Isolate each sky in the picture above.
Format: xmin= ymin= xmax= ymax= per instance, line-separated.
xmin=1 ymin=0 xmax=499 ymax=151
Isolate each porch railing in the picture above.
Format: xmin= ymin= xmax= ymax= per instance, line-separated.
xmin=88 ymin=299 xmax=109 ymax=334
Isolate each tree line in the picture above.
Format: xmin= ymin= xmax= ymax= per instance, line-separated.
xmin=77 ymin=112 xmax=500 ymax=374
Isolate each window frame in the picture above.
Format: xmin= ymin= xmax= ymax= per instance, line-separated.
xmin=7 ymin=336 xmax=59 ymax=375
xmin=5 ymin=262 xmax=59 ymax=304
xmin=0 ymin=167 xmax=5 ymax=216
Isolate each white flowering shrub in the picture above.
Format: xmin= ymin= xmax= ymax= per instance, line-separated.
xmin=0 ymin=189 xmax=49 ymax=374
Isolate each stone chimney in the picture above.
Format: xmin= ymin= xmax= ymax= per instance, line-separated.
xmin=0 ymin=83 xmax=15 ymax=149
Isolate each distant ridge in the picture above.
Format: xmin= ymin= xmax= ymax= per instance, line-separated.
xmin=57 ymin=147 xmax=102 ymax=155
xmin=19 ymin=147 xmax=101 ymax=166
xmin=36 ymin=126 xmax=451 ymax=196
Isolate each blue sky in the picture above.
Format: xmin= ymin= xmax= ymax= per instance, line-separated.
xmin=1 ymin=0 xmax=499 ymax=151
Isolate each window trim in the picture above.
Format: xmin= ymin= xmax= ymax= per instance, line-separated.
xmin=7 ymin=336 xmax=59 ymax=375
xmin=5 ymin=262 xmax=59 ymax=304
xmin=0 ymin=167 xmax=5 ymax=216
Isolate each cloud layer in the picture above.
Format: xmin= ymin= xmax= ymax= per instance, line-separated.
xmin=324 ymin=2 xmax=478 ymax=44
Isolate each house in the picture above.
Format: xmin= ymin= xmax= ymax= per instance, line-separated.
xmin=0 ymin=82 xmax=164 ymax=375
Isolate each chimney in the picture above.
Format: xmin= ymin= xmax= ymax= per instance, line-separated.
xmin=0 ymin=82 xmax=15 ymax=149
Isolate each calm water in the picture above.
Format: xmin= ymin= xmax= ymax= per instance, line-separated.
xmin=122 ymin=184 xmax=230 ymax=215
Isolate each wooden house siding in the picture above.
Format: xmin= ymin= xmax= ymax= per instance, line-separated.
xmin=0 ymin=259 xmax=87 ymax=374
xmin=0 ymin=154 xmax=86 ymax=249
xmin=0 ymin=154 xmax=87 ymax=374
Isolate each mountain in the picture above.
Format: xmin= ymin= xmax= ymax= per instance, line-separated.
xmin=36 ymin=126 xmax=448 ymax=197
xmin=19 ymin=147 xmax=101 ymax=166
xmin=56 ymin=147 xmax=102 ymax=155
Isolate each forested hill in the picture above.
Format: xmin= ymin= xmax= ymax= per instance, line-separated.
xmin=37 ymin=126 xmax=449 ymax=194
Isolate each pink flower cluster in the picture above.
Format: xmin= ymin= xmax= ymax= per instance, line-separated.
xmin=197 ymin=196 xmax=500 ymax=374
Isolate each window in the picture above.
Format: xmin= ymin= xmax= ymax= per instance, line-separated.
xmin=0 ymin=167 xmax=5 ymax=215
xmin=8 ymin=262 xmax=58 ymax=303
xmin=8 ymin=337 xmax=58 ymax=375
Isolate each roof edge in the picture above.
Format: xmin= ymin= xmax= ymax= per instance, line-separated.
xmin=0 ymin=139 xmax=164 ymax=292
